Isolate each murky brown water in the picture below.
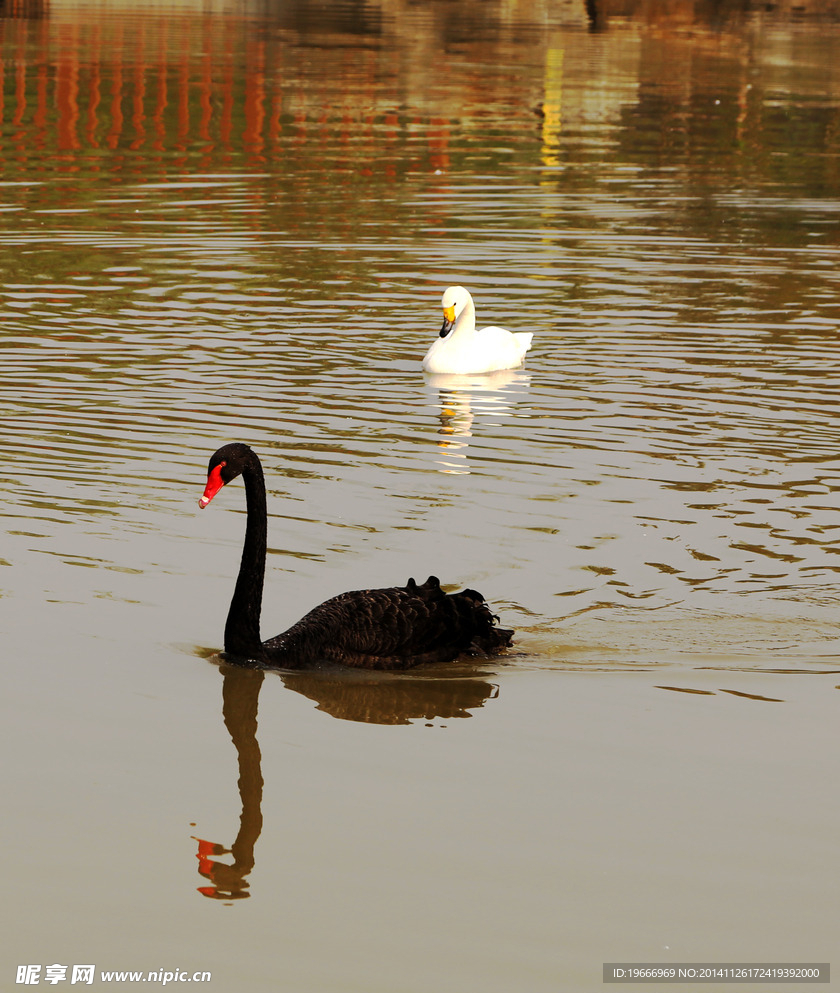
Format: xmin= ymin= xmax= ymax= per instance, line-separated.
xmin=2 ymin=1 xmax=839 ymax=990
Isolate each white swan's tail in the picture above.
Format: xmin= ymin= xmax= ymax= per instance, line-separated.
xmin=515 ymin=332 xmax=534 ymax=356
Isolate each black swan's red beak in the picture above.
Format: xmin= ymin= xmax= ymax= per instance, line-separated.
xmin=199 ymin=462 xmax=226 ymax=509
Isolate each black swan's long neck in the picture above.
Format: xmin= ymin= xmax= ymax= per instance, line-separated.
xmin=224 ymin=456 xmax=268 ymax=658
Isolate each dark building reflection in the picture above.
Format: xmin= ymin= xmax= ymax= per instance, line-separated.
xmin=0 ymin=0 xmax=48 ymax=17
xmin=2 ymin=0 xmax=838 ymax=220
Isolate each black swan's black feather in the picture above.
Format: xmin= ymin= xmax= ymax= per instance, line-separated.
xmin=200 ymin=443 xmax=513 ymax=669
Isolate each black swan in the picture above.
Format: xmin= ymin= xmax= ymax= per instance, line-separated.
xmin=198 ymin=443 xmax=513 ymax=669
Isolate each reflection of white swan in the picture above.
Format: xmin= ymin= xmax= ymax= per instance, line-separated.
xmin=422 ymin=286 xmax=534 ymax=374
xmin=427 ymin=367 xmax=531 ymax=399
xmin=426 ymin=368 xmax=532 ymax=474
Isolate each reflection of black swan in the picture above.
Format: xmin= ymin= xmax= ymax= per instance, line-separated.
xmin=194 ymin=665 xmax=263 ymax=900
xmin=199 ymin=443 xmax=513 ymax=669
xmin=281 ymin=670 xmax=499 ymax=724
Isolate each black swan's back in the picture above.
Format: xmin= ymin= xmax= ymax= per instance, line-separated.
xmin=264 ymin=575 xmax=512 ymax=670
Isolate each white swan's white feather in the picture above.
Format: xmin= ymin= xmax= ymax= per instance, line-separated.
xmin=422 ymin=285 xmax=533 ymax=375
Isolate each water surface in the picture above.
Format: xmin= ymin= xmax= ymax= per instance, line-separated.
xmin=2 ymin=1 xmax=839 ymax=990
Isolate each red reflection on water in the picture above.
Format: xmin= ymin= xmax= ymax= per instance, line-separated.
xmin=0 ymin=6 xmax=459 ymax=180
xmin=56 ymin=22 xmax=79 ymax=152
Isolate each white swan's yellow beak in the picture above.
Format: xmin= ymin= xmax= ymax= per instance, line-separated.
xmin=440 ymin=304 xmax=456 ymax=337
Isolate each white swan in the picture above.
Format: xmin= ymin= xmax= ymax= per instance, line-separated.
xmin=422 ymin=286 xmax=534 ymax=375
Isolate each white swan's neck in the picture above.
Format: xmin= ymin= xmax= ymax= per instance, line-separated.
xmin=449 ymin=294 xmax=477 ymax=339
